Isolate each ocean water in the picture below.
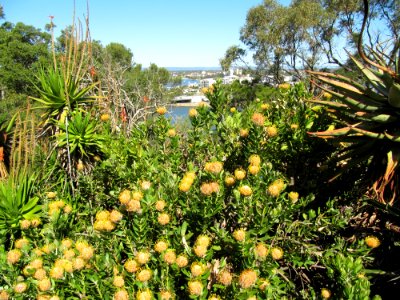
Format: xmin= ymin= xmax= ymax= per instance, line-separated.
xmin=167 ymin=106 xmax=190 ymax=123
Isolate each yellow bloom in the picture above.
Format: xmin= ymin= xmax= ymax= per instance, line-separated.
xmin=156 ymin=106 xmax=167 ymax=115
xmin=248 ymin=154 xmax=261 ymax=166
xmin=159 ymin=290 xmax=174 ymax=300
xmin=193 ymin=244 xmax=207 ymax=258
xmin=157 ymin=213 xmax=171 ymax=225
xmin=322 ymin=92 xmax=332 ymax=100
xmin=239 ymin=269 xmax=258 ymax=288
xmin=72 ymin=257 xmax=86 ymax=271
xmin=136 ymin=289 xmax=153 ymax=300
xmin=7 ymin=249 xmax=22 ymax=264
xmin=140 ymin=180 xmax=151 ymax=191
xmin=240 ymin=128 xmax=249 ymax=138
xmin=163 ymin=249 xmax=176 ymax=265
xmin=132 ymin=190 xmax=143 ymax=201
xmin=20 ymin=219 xmax=31 ymax=230
xmin=154 ymin=240 xmax=169 ymax=253
xmin=136 ymin=269 xmax=152 ymax=282
xmin=196 ymin=235 xmax=211 ymax=248
xmin=100 ymin=113 xmax=110 ymax=121
xmin=248 ymin=165 xmax=260 ymax=175
xmin=200 ymin=182 xmax=214 ymax=196
xmin=191 ymin=262 xmax=206 ymax=277
xmin=155 ymin=200 xmax=166 ymax=211
xmin=113 ymin=275 xmax=125 ymax=288
xmin=233 ymin=228 xmax=246 ymax=242
xmin=261 ymin=103 xmax=270 ymax=110
xmin=109 ymin=210 xmax=123 ymax=223
xmin=167 ymin=128 xmax=177 ymax=137
xmin=270 ymin=247 xmax=284 ymax=260
xmin=224 ymin=175 xmax=236 ymax=187
xmin=0 ymin=290 xmax=9 ymax=300
xmin=321 ymin=288 xmax=332 ymax=299
xmin=365 ymin=236 xmax=380 ymax=249
xmin=268 ymin=179 xmax=285 ymax=197
xmin=209 ymin=294 xmax=221 ymax=300
xmin=290 ymin=123 xmax=299 ymax=130
xmin=61 ymin=238 xmax=73 ymax=249
xmin=38 ymin=278 xmax=52 ymax=292
xmin=15 ymin=237 xmax=29 ymax=249
xmin=204 ymin=161 xmax=223 ymax=174
xmin=30 ymin=218 xmax=41 ymax=228
xmin=176 ymin=254 xmax=189 ymax=268
xmin=79 ymin=245 xmax=94 ymax=260
xmin=278 ymin=83 xmax=291 ymax=89
xmin=63 ymin=249 xmax=76 ymax=260
xmin=230 ymin=107 xmax=236 ymax=113
xmin=254 ymin=243 xmax=269 ymax=259
xmin=13 ymin=282 xmax=27 ymax=294
xmin=188 ymin=280 xmax=203 ymax=296
xmin=96 ymin=210 xmax=110 ymax=221
xmin=119 ymin=190 xmax=131 ymax=205
xmin=288 ymin=191 xmax=299 ymax=203
xmin=63 ymin=204 xmax=72 ymax=214
xmin=136 ymin=250 xmax=151 ymax=265
xmin=124 ymin=259 xmax=139 ymax=273
xmin=47 ymin=191 xmax=57 ymax=199
xmin=239 ymin=185 xmax=252 ymax=197
xmin=33 ymin=268 xmax=47 ymax=280
xmin=179 ymin=180 xmax=192 ymax=192
xmin=234 ymin=168 xmax=246 ymax=180
xmin=50 ymin=266 xmax=64 ymax=279
xmin=217 ymin=269 xmax=233 ymax=286
xmin=126 ymin=200 xmax=141 ymax=212
xmin=188 ymin=108 xmax=198 ymax=118
xmin=30 ymin=258 xmax=43 ymax=269
xmin=251 ymin=113 xmax=265 ymax=126
xmin=265 ymin=125 xmax=278 ymax=137
xmin=114 ymin=289 xmax=129 ymax=300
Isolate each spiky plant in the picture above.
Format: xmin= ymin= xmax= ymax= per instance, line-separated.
xmin=307 ymin=0 xmax=400 ymax=205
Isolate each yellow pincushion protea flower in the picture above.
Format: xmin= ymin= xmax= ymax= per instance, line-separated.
xmin=132 ymin=190 xmax=143 ymax=201
xmin=234 ymin=168 xmax=246 ymax=180
xmin=265 ymin=125 xmax=278 ymax=137
xmin=63 ymin=249 xmax=76 ymax=260
xmin=224 ymin=175 xmax=236 ymax=187
xmin=100 ymin=113 xmax=110 ymax=122
xmin=38 ymin=278 xmax=52 ymax=292
xmin=200 ymin=182 xmax=214 ymax=196
xmin=96 ymin=210 xmax=110 ymax=221
xmin=20 ymin=219 xmax=31 ymax=230
xmin=321 ymin=288 xmax=332 ymax=299
xmin=124 ymin=259 xmax=139 ymax=273
xmin=365 ymin=236 xmax=380 ymax=249
xmin=238 ymin=185 xmax=252 ymax=196
xmin=33 ymin=268 xmax=47 ymax=280
xmin=79 ymin=245 xmax=94 ymax=260
xmin=155 ymin=199 xmax=167 ymax=211
xmin=209 ymin=294 xmax=221 ymax=300
xmin=50 ymin=266 xmax=64 ymax=279
xmin=72 ymin=257 xmax=86 ymax=271
xmin=288 ymin=191 xmax=299 ymax=203
xmin=15 ymin=237 xmax=29 ymax=249
xmin=109 ymin=210 xmax=123 ymax=223
xmin=239 ymin=269 xmax=258 ymax=288
xmin=248 ymin=165 xmax=260 ymax=175
xmin=270 ymin=247 xmax=284 ymax=260
xmin=0 ymin=290 xmax=9 ymax=300
xmin=113 ymin=275 xmax=125 ymax=288
xmin=61 ymin=238 xmax=73 ymax=249
xmin=193 ymin=244 xmax=207 ymax=258
xmin=114 ymin=289 xmax=129 ymax=300
xmin=167 ymin=128 xmax=177 ymax=137
xmin=136 ymin=268 xmax=152 ymax=282
xmin=7 ymin=249 xmax=22 ymax=264
xmin=261 ymin=103 xmax=270 ymax=110
xmin=251 ymin=112 xmax=265 ymax=126
xmin=191 ymin=262 xmax=206 ymax=277
xmin=248 ymin=154 xmax=261 ymax=166
xmin=240 ymin=128 xmax=249 ymax=138
xmin=217 ymin=269 xmax=233 ymax=286
xmin=136 ymin=288 xmax=153 ymax=300
xmin=156 ymin=106 xmax=167 ymax=115
xmin=157 ymin=213 xmax=171 ymax=225
xmin=46 ymin=191 xmax=57 ymax=199
xmin=268 ymin=179 xmax=285 ymax=197
xmin=13 ymin=282 xmax=27 ymax=294
xmin=119 ymin=189 xmax=131 ymax=205
xmin=204 ymin=161 xmax=223 ymax=174
xmin=188 ymin=280 xmax=203 ymax=296
xmin=140 ymin=180 xmax=151 ymax=190
xmin=126 ymin=199 xmax=141 ymax=212
xmin=154 ymin=240 xmax=168 ymax=253
xmin=136 ymin=250 xmax=151 ymax=265
xmin=254 ymin=243 xmax=269 ymax=259
xmin=30 ymin=258 xmax=43 ymax=269
xmin=278 ymin=82 xmax=291 ymax=89
xmin=188 ymin=108 xmax=198 ymax=118
xmin=195 ymin=235 xmax=211 ymax=248
xmin=176 ymin=254 xmax=189 ymax=268
xmin=163 ymin=249 xmax=176 ymax=265
xmin=233 ymin=228 xmax=246 ymax=242
xmin=159 ymin=290 xmax=174 ymax=300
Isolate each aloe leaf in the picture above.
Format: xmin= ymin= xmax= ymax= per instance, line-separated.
xmin=307 ymin=99 xmax=347 ymax=109
xmin=350 ymin=126 xmax=386 ymax=139
xmin=384 ymin=132 xmax=400 ymax=142
xmin=308 ymin=126 xmax=352 ymax=137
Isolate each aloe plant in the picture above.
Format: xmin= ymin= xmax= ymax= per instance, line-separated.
xmin=307 ymin=0 xmax=400 ymax=205
xmin=0 ymin=173 xmax=41 ymax=242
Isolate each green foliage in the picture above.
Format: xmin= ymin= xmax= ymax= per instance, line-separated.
xmin=0 ymin=173 xmax=41 ymax=243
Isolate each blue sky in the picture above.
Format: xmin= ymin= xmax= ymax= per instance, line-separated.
xmin=1 ymin=0 xmax=291 ymax=68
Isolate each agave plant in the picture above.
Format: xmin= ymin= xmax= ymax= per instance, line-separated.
xmin=30 ymin=67 xmax=98 ymax=121
xmin=307 ymin=0 xmax=400 ymax=205
xmin=56 ymin=109 xmax=105 ymax=170
xmin=0 ymin=173 xmax=41 ymax=242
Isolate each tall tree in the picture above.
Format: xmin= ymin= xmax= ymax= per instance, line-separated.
xmin=0 ymin=22 xmax=51 ymax=95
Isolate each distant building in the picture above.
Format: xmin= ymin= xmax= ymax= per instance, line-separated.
xmin=199 ymin=78 xmax=216 ymax=88
xmin=172 ymin=95 xmax=209 ymax=104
